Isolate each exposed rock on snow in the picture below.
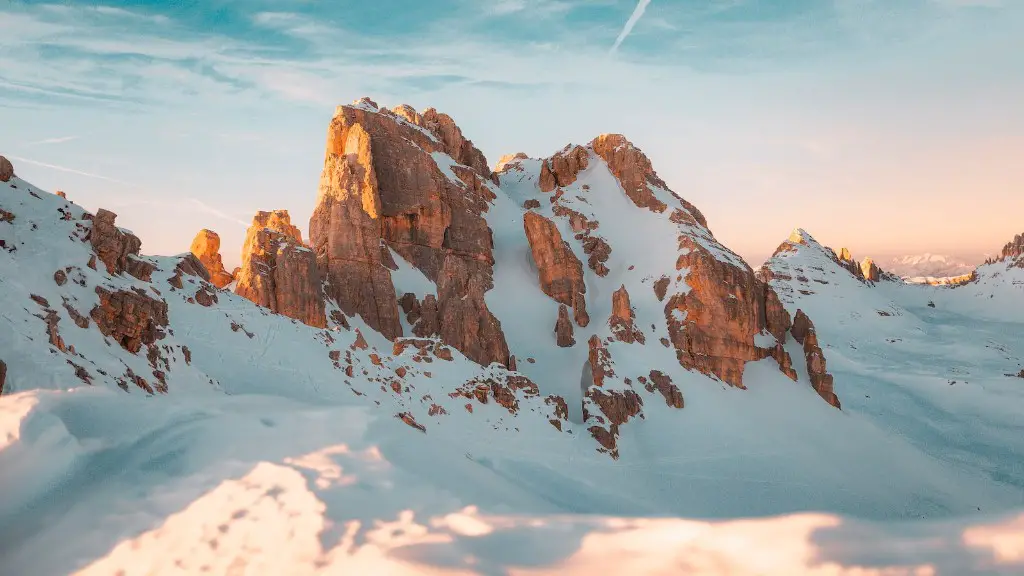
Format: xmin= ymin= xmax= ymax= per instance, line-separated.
xmin=609 ymin=285 xmax=644 ymax=344
xmin=312 ymin=101 xmax=510 ymax=367
xmin=494 ymin=152 xmax=528 ymax=173
xmin=591 ymin=134 xmax=706 ymax=228
xmin=235 ymin=211 xmax=326 ymax=328
xmin=523 ymin=211 xmax=589 ymax=327
xmin=91 ymin=286 xmax=169 ymax=354
xmin=791 ymin=309 xmax=841 ymax=409
xmin=667 ymin=237 xmax=799 ymax=389
xmin=189 ymin=229 xmax=234 ymax=288
xmin=0 ymin=155 xmax=13 ymax=182
xmin=555 ymin=303 xmax=575 ymax=347
xmin=88 ymin=209 xmax=142 ymax=276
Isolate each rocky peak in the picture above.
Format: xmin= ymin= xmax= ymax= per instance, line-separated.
xmin=189 ymin=229 xmax=234 ymax=288
xmin=539 ymin=145 xmax=589 ymax=193
xmin=252 ymin=210 xmax=302 ymax=243
xmin=495 ymin=152 xmax=529 ymax=173
xmin=235 ymin=210 xmax=326 ymax=328
xmin=770 ymin=229 xmax=897 ymax=284
xmin=311 ymin=100 xmax=511 ymax=367
xmin=986 ymin=232 xmax=1024 ymax=268
xmin=860 ymin=257 xmax=880 ymax=282
xmin=589 ymin=134 xmax=708 ymax=228
xmin=0 ymin=155 xmax=13 ymax=182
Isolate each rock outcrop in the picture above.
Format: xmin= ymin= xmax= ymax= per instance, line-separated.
xmin=790 ymin=310 xmax=841 ymax=409
xmin=494 ymin=152 xmax=528 ymax=173
xmin=666 ymin=234 xmax=798 ymax=388
xmin=90 ymin=286 xmax=169 ymax=354
xmin=235 ymin=210 xmax=326 ymax=328
xmin=538 ymin=145 xmax=589 ymax=192
xmin=591 ymin=134 xmax=707 ymax=228
xmin=310 ymin=99 xmax=510 ymax=367
xmin=0 ymin=155 xmax=13 ymax=182
xmin=555 ymin=304 xmax=575 ymax=347
xmin=523 ymin=211 xmax=589 ymax=326
xmin=987 ymin=233 xmax=1024 ymax=267
xmin=88 ymin=209 xmax=143 ymax=276
xmin=0 ymin=359 xmax=6 ymax=395
xmin=189 ymin=229 xmax=234 ymax=288
xmin=609 ymin=285 xmax=644 ymax=344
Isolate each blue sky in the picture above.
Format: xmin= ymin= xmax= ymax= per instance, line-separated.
xmin=1 ymin=0 xmax=1022 ymax=267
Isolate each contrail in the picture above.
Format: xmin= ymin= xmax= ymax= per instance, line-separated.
xmin=25 ymin=136 xmax=79 ymax=146
xmin=611 ymin=0 xmax=652 ymax=53
xmin=6 ymin=155 xmax=133 ymax=185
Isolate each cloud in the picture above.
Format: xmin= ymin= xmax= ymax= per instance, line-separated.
xmin=187 ymin=198 xmax=250 ymax=228
xmin=611 ymin=0 xmax=652 ymax=53
xmin=25 ymin=136 xmax=79 ymax=146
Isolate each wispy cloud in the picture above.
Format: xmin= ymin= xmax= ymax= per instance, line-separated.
xmin=611 ymin=0 xmax=652 ymax=53
xmin=187 ymin=198 xmax=250 ymax=228
xmin=5 ymin=156 xmax=132 ymax=185
xmin=24 ymin=136 xmax=79 ymax=146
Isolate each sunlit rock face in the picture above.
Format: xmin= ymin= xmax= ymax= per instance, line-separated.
xmin=310 ymin=99 xmax=510 ymax=367
xmin=235 ymin=210 xmax=326 ymax=328
xmin=189 ymin=229 xmax=234 ymax=288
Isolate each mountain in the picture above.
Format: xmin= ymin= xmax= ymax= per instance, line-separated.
xmin=2 ymin=101 xmax=1023 ymax=575
xmin=886 ymin=253 xmax=979 ymax=282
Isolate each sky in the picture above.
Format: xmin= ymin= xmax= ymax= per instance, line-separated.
xmin=1 ymin=0 xmax=1022 ymax=268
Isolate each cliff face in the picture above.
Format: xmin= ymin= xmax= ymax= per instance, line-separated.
xmin=309 ymin=99 xmax=510 ymax=367
xmin=235 ymin=210 xmax=326 ymax=328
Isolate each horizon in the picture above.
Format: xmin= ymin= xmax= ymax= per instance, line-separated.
xmin=1 ymin=0 xmax=1022 ymax=270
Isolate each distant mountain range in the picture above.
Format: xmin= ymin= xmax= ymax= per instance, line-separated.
xmin=884 ymin=253 xmax=979 ymax=280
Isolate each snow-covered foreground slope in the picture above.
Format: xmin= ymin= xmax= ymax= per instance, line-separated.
xmin=2 ymin=388 xmax=1023 ymax=575
xmin=3 ymin=130 xmax=1024 ymax=574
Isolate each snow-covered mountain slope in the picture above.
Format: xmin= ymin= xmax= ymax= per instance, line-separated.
xmin=760 ymin=229 xmax=1024 ymax=507
xmin=888 ymin=253 xmax=977 ymax=280
xmin=3 ymin=100 xmax=1024 ymax=575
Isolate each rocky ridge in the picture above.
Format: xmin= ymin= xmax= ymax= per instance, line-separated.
xmin=1 ymin=100 xmax=847 ymax=459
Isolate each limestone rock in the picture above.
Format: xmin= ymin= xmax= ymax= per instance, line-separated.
xmin=495 ymin=152 xmax=528 ymax=173
xmin=989 ymin=233 xmax=1024 ymax=267
xmin=0 ymin=155 xmax=13 ymax=182
xmin=590 ymin=134 xmax=707 ymax=228
xmin=236 ymin=211 xmax=326 ymax=328
xmin=312 ymin=102 xmax=509 ymax=366
xmin=555 ymin=304 xmax=575 ymax=347
xmin=860 ymin=257 xmax=880 ymax=282
xmin=523 ymin=211 xmax=589 ymax=326
xmin=645 ymin=370 xmax=684 ymax=409
xmin=189 ymin=229 xmax=234 ymax=288
xmin=538 ymin=145 xmax=589 ymax=192
xmin=609 ymin=285 xmax=644 ymax=344
xmin=89 ymin=209 xmax=142 ymax=276
xmin=666 ymin=234 xmax=798 ymax=388
xmin=791 ymin=310 xmax=841 ymax=409
xmin=433 ymin=254 xmax=511 ymax=367
xmin=90 ymin=286 xmax=169 ymax=354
